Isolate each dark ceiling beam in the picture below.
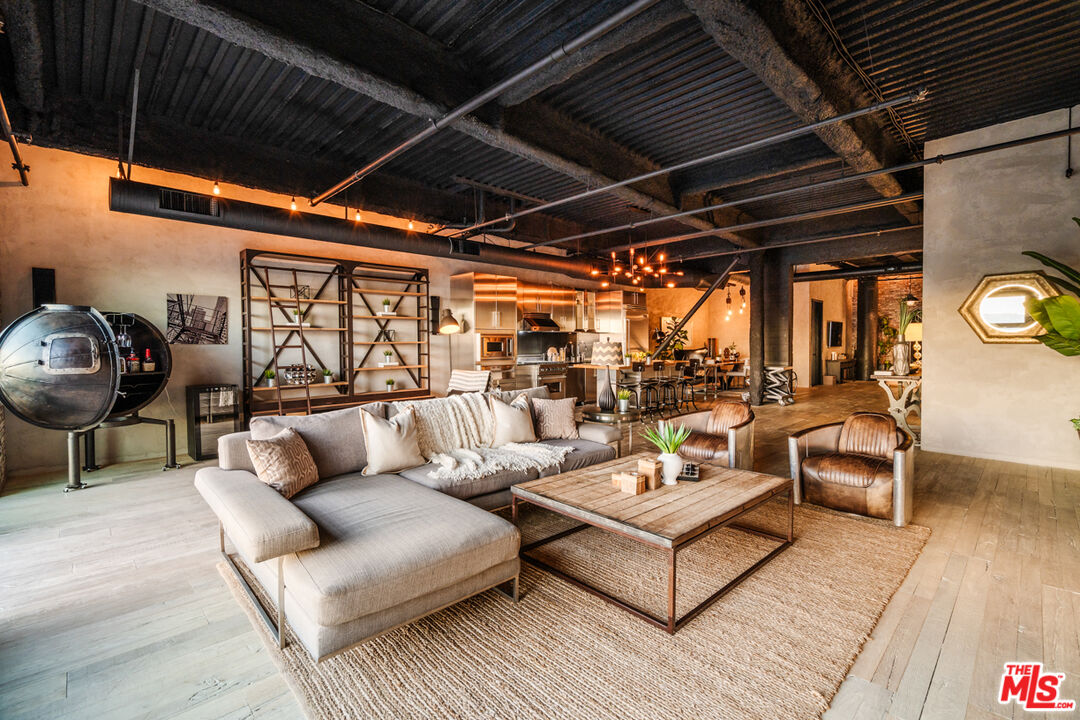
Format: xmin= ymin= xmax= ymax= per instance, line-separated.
xmin=496 ymin=0 xmax=689 ymax=106
xmin=671 ymin=135 xmax=839 ymax=198
xmin=683 ymin=0 xmax=922 ymax=224
xmin=129 ymin=0 xmax=721 ymax=238
xmin=12 ymin=95 xmax=593 ymax=242
xmin=0 ymin=0 xmax=49 ymax=115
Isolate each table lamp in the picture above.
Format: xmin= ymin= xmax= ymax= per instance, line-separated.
xmin=591 ymin=341 xmax=623 ymax=412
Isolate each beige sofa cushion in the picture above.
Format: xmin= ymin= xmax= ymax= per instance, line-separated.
xmin=246 ymin=427 xmax=319 ymax=498
xmin=531 ymin=397 xmax=579 ymax=439
xmin=489 ymin=393 xmax=536 ymax=447
xmin=360 ymin=406 xmax=425 ymax=475
xmin=285 ymin=473 xmax=520 ymax=626
xmin=250 ymin=404 xmax=386 ymax=478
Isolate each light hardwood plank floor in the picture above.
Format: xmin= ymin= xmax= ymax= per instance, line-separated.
xmin=1 ymin=382 xmax=1076 ymax=719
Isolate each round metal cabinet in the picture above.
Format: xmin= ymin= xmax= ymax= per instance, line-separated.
xmin=0 ymin=305 xmax=171 ymax=432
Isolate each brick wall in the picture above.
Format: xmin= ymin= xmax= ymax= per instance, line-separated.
xmin=876 ymin=275 xmax=922 ymax=368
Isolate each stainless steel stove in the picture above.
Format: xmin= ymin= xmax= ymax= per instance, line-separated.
xmin=516 ymin=356 xmax=568 ymax=398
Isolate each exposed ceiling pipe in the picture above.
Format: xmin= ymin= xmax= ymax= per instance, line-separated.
xmin=457 ymin=90 xmax=926 ymax=236
xmin=532 ymin=122 xmax=1080 ymax=251
xmin=674 ymin=225 xmax=922 ymax=262
xmin=107 ymin=179 xmax=715 ymax=286
xmin=309 ymin=0 xmax=663 ymax=207
xmin=0 ymin=89 xmax=29 ymax=186
xmin=603 ymin=193 xmax=924 ymax=253
xmin=794 ymin=263 xmax=922 ymax=281
xmin=652 ymin=258 xmax=739 ymax=359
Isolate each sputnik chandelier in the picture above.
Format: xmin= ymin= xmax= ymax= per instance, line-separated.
xmin=590 ymin=246 xmax=684 ymax=288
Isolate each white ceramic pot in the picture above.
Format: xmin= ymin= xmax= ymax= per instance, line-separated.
xmin=658 ymin=452 xmax=682 ymax=485
xmin=322 ymin=375 xmax=334 ymax=384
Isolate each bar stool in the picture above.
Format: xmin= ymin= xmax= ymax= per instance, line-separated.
xmin=615 ymin=362 xmax=645 ymax=408
xmin=676 ymin=359 xmax=703 ymax=412
xmin=652 ymin=361 xmax=678 ymax=416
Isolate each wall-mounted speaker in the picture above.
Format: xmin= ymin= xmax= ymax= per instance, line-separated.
xmin=32 ymin=268 xmax=56 ymax=308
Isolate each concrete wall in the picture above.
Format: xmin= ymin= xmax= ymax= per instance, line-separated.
xmin=923 ymin=105 xmax=1080 ymax=470
xmin=0 ymin=146 xmax=608 ymax=476
xmin=645 ymin=283 xmax=750 ymax=356
xmin=792 ymin=279 xmax=849 ymax=386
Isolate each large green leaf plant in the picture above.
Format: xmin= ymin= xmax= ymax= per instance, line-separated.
xmin=1023 ymin=218 xmax=1080 ymax=357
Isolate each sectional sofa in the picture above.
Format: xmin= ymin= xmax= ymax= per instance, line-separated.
xmin=194 ymin=387 xmax=620 ymax=661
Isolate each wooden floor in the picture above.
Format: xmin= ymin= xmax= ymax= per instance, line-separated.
xmin=1 ymin=382 xmax=1077 ymax=719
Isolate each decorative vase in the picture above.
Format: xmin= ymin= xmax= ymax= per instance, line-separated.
xmin=658 ymin=452 xmax=682 ymax=485
xmin=617 ymin=397 xmax=630 ymax=413
xmin=892 ymin=340 xmax=911 ymax=376
xmin=597 ymin=367 xmax=616 ymax=412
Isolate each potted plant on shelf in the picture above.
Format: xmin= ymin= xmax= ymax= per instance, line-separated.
xmin=641 ymin=421 xmax=691 ymax=486
xmin=1022 ymin=218 xmax=1080 ymax=357
xmin=264 ymin=369 xmax=276 ymax=388
xmin=381 ymin=349 xmax=396 ymax=366
xmin=381 ymin=298 xmax=392 ymax=315
xmin=386 ymin=378 xmax=395 ymax=392
xmin=321 ymin=368 xmax=333 ymax=384
xmin=616 ymin=389 xmax=632 ymax=413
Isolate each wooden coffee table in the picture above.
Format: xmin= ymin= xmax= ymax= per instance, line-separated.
xmin=511 ymin=452 xmax=794 ymax=634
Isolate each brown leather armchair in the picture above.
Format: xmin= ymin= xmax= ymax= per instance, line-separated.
xmin=673 ymin=400 xmax=755 ymax=470
xmin=788 ymin=412 xmax=914 ymax=527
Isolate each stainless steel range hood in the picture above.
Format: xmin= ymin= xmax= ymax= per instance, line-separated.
xmin=520 ymin=312 xmax=562 ymax=331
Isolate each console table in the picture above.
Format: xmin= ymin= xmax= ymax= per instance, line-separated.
xmin=875 ymin=373 xmax=922 ymax=445
xmin=825 ymin=358 xmax=856 ymax=383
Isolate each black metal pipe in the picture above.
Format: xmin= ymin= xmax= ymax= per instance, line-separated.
xmin=793 ymin=262 xmax=922 ymax=282
xmin=463 ymin=90 xmax=925 ymax=237
xmin=108 ymin=179 xmax=712 ymax=285
xmin=309 ymin=0 xmax=663 ymax=206
xmin=676 ymin=225 xmax=921 ymax=262
xmin=0 ymin=89 xmax=30 ymax=186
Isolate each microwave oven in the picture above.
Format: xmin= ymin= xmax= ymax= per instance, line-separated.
xmin=479 ymin=334 xmax=514 ymax=359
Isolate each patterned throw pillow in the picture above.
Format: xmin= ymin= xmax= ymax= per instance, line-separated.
xmin=489 ymin=393 xmax=537 ymax=447
xmin=246 ymin=427 xmax=319 ymax=499
xmin=531 ymin=397 xmax=579 ymax=440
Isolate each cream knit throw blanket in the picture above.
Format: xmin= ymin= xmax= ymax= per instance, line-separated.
xmin=398 ymin=393 xmax=573 ymax=482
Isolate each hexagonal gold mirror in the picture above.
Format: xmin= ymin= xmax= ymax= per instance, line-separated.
xmin=958 ymin=272 xmax=1059 ymax=343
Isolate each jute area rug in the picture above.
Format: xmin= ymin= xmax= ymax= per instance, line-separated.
xmin=220 ymin=498 xmax=929 ymax=720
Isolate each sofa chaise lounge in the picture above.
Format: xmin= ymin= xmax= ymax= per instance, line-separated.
xmin=194 ymin=387 xmax=620 ymax=661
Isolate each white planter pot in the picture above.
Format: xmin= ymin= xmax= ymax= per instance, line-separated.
xmin=658 ymin=452 xmax=682 ymax=486
xmin=322 ymin=375 xmax=334 ymax=384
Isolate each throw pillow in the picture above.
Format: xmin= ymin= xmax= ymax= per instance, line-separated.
xmin=531 ymin=397 xmax=579 ymax=440
xmin=246 ymin=427 xmax=319 ymax=499
xmin=489 ymin=393 xmax=537 ymax=447
xmin=360 ymin=405 xmax=426 ymax=474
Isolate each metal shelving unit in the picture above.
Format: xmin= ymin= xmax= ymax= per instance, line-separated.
xmin=240 ymin=249 xmax=431 ymax=421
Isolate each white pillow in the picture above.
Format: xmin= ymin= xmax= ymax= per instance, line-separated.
xmin=489 ymin=393 xmax=537 ymax=447
xmin=359 ymin=406 xmax=426 ymax=475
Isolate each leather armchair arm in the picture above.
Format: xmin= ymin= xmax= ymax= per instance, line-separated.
xmin=195 ymin=468 xmax=320 ymax=563
xmin=892 ymin=429 xmax=915 ymax=526
xmin=787 ymin=422 xmax=843 ymax=504
xmin=673 ymin=411 xmax=710 ymax=433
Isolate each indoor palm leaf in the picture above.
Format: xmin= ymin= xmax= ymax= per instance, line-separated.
xmin=1023 ymin=218 xmax=1080 ymax=357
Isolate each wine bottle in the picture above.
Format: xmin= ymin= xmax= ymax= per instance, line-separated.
xmin=143 ymin=348 xmax=157 ymax=372
xmin=127 ymin=349 xmax=141 ymax=373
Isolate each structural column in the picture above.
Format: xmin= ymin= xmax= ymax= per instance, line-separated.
xmin=855 ymin=277 xmax=878 ymax=380
xmin=748 ymin=253 xmax=766 ymax=405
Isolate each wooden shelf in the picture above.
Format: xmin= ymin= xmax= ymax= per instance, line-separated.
xmin=353 ymin=289 xmax=425 ymax=297
xmin=353 ymin=340 xmax=423 ymax=345
xmin=252 ymin=381 xmax=348 ymax=391
xmin=353 ymin=365 xmax=426 ymax=372
xmin=250 ymin=296 xmax=346 ymax=305
xmin=352 ymin=315 xmax=425 ymax=320
xmin=251 ymin=326 xmax=347 ymax=332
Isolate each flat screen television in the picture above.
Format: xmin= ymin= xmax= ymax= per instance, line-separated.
xmin=826 ymin=321 xmax=843 ymax=348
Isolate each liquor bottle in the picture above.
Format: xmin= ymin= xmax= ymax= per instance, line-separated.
xmin=142 ymin=348 xmax=157 ymax=372
xmin=127 ymin=349 xmax=141 ymax=373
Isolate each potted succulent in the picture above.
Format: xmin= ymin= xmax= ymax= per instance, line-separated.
xmin=641 ymin=421 xmax=691 ymax=485
xmin=616 ymin=388 xmax=632 ymax=413
xmin=381 ymin=349 xmax=396 ymax=366
xmin=386 ymin=378 xmax=395 ymax=392
xmin=264 ymin=369 xmax=276 ymax=388
xmin=321 ymin=368 xmax=334 ymax=384
xmin=382 ymin=298 xmax=392 ymax=314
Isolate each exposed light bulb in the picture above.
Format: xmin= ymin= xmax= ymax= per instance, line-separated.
xmin=290 ymin=197 xmax=297 ymax=211
xmin=408 ymin=220 xmax=414 ymax=230
xmin=643 ymin=266 xmax=653 ymax=273
xmin=658 ymin=253 xmax=665 ymax=262
xmin=666 ymin=281 xmax=675 ymax=288
xmin=590 ymin=268 xmax=600 ymax=276
xmin=601 ymin=280 xmax=610 ymax=288
xmin=676 ymin=270 xmax=684 ymax=276
xmin=625 ymin=272 xmax=632 ymax=278
xmin=213 ymin=181 xmax=220 ymax=195
xmin=613 ymin=265 xmax=622 ymax=273
xmin=631 ymin=277 xmax=639 ymax=285
xmin=739 ymin=307 xmax=744 ymax=314
xmin=659 ymin=267 xmax=667 ymax=274
xmin=355 ymin=210 xmax=362 ymax=221
xmin=638 ymin=256 xmax=645 ymax=265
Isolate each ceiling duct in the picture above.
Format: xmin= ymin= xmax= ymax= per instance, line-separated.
xmin=793 ymin=263 xmax=922 ymax=281
xmin=108 ymin=179 xmax=714 ymax=285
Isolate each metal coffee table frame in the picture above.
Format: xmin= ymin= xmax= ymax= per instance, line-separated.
xmin=512 ymin=480 xmax=794 ymax=634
